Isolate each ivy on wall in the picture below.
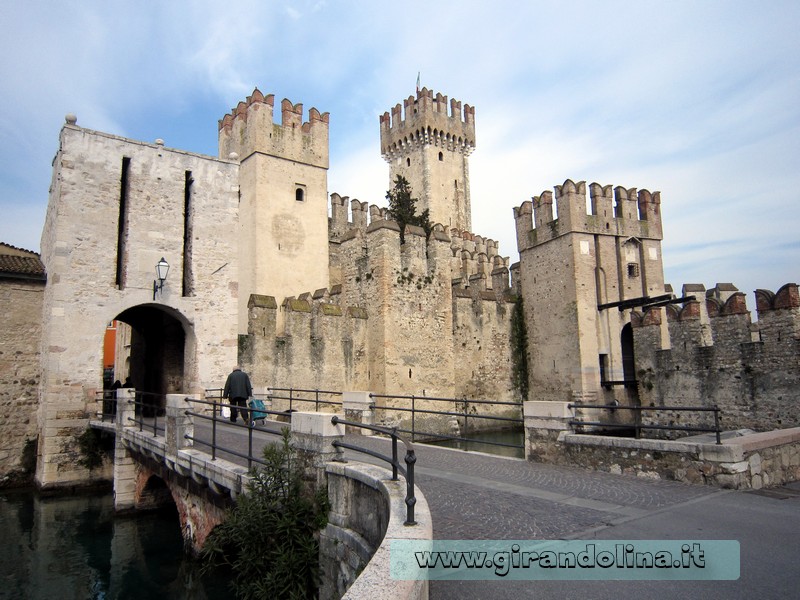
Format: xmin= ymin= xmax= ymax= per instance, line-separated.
xmin=510 ymin=296 xmax=529 ymax=400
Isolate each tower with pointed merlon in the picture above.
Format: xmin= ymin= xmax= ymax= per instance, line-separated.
xmin=514 ymin=179 xmax=666 ymax=407
xmin=219 ymin=89 xmax=331 ymax=330
xmin=380 ymin=87 xmax=475 ymax=231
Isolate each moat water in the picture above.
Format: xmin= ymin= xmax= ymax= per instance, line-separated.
xmin=0 ymin=488 xmax=230 ymax=600
xmin=426 ymin=428 xmax=525 ymax=458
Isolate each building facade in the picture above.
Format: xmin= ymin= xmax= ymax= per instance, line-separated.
xmin=0 ymin=84 xmax=795 ymax=490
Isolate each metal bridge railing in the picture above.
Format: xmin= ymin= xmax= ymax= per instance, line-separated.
xmin=185 ymin=396 xmax=288 ymax=470
xmin=567 ymin=403 xmax=723 ymax=445
xmin=330 ymin=415 xmax=417 ymax=526
xmin=95 ymin=390 xmax=117 ymax=423
xmin=268 ymin=387 xmax=343 ymax=412
xmin=127 ymin=391 xmax=167 ymax=437
xmin=369 ymin=393 xmax=524 ymax=451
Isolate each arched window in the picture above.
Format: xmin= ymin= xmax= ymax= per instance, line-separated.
xmin=295 ymin=186 xmax=305 ymax=202
xmin=406 ymin=158 xmax=411 ymax=167
xmin=438 ymin=151 xmax=443 ymax=161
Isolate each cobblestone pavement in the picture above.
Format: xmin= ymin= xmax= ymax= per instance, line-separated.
xmin=193 ymin=422 xmax=800 ymax=600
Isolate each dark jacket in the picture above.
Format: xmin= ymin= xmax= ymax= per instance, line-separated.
xmin=223 ymin=369 xmax=252 ymax=400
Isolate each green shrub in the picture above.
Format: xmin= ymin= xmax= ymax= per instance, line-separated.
xmin=202 ymin=430 xmax=329 ymax=600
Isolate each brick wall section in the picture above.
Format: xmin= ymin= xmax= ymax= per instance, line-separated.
xmin=632 ymin=284 xmax=800 ymax=433
xmin=452 ymin=290 xmax=516 ymax=400
xmin=0 ymin=277 xmax=43 ymax=485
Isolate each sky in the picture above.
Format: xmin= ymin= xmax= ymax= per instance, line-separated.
xmin=1 ymin=0 xmax=798 ymax=307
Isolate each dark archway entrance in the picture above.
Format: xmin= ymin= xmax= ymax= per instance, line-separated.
xmin=621 ymin=323 xmax=636 ymax=385
xmin=115 ymin=305 xmax=187 ymax=416
xmin=620 ymin=323 xmax=640 ymax=406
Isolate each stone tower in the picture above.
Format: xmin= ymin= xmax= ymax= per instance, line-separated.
xmin=219 ymin=89 xmax=330 ymax=331
xmin=515 ymin=180 xmax=666 ymax=406
xmin=380 ymin=88 xmax=475 ymax=231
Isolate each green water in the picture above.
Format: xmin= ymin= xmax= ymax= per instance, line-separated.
xmin=0 ymin=489 xmax=230 ymax=600
xmin=425 ymin=429 xmax=525 ymax=458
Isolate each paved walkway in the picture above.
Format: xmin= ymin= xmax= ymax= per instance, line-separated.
xmin=198 ymin=421 xmax=800 ymax=599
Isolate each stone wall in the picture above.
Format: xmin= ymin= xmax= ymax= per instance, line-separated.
xmin=632 ymin=284 xmax=800 ymax=433
xmin=0 ymin=277 xmax=44 ymax=486
xmin=243 ymin=292 xmax=369 ymax=393
xmin=555 ymin=430 xmax=800 ymax=490
xmin=36 ymin=121 xmax=240 ymax=489
xmin=523 ymin=403 xmax=800 ymax=489
xmin=452 ymin=286 xmax=515 ymax=401
xmin=320 ymin=461 xmax=431 ymax=600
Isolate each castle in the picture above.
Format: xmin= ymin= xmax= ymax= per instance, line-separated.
xmin=0 ymin=85 xmax=796 ymax=491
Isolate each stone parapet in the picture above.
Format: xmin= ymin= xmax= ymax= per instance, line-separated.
xmin=320 ymin=461 xmax=431 ymax=600
xmin=523 ymin=420 xmax=800 ymax=489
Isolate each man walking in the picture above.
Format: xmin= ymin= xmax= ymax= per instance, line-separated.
xmin=223 ymin=365 xmax=252 ymax=424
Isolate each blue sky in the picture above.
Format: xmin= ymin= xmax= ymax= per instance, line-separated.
xmin=1 ymin=0 xmax=798 ymax=305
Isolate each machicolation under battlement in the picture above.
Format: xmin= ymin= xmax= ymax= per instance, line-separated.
xmin=380 ymin=87 xmax=475 ymax=160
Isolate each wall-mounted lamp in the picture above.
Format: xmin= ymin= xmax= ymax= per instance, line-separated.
xmin=153 ymin=257 xmax=170 ymax=300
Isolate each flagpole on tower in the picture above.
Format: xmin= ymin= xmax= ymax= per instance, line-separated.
xmin=416 ymin=72 xmax=420 ymax=94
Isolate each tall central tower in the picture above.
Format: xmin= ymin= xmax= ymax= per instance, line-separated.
xmin=380 ymin=88 xmax=475 ymax=231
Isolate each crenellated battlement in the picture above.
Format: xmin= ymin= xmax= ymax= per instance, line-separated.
xmin=630 ymin=283 xmax=800 ymax=432
xmin=218 ymin=87 xmax=329 ymax=168
xmin=327 ymin=190 xmax=511 ymax=297
xmin=633 ymin=283 xmax=800 ymax=338
xmin=379 ymin=87 xmax=475 ymax=161
xmin=513 ymin=178 xmax=663 ymax=251
xmin=328 ymin=192 xmax=508 ymax=286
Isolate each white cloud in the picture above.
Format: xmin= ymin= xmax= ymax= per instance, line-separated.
xmin=0 ymin=0 xmax=796 ymax=302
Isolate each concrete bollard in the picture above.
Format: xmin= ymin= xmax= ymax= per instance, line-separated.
xmin=290 ymin=411 xmax=345 ymax=489
xmin=342 ymin=391 xmax=374 ymax=435
xmin=113 ymin=387 xmax=137 ymax=512
xmin=166 ymin=394 xmax=195 ymax=454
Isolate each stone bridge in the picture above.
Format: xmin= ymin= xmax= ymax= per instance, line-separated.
xmin=90 ymin=389 xmax=254 ymax=551
xmin=89 ymin=389 xmax=432 ymax=600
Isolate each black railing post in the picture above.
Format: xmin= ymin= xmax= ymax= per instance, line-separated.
xmin=462 ymin=397 xmax=469 ymax=440
xmin=315 ymin=389 xmax=320 ymax=412
xmin=391 ymin=428 xmax=398 ymax=481
xmin=211 ymin=399 xmax=218 ymax=461
xmin=289 ymin=388 xmax=294 ymax=413
xmin=404 ymin=449 xmax=417 ymax=526
xmin=247 ymin=421 xmax=254 ymax=470
xmin=411 ymin=395 xmax=416 ymax=443
xmin=714 ymin=407 xmax=721 ymax=445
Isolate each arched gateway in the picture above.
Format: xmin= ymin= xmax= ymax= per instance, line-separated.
xmin=35 ymin=117 xmax=241 ymax=490
xmin=113 ymin=305 xmax=191 ymax=415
